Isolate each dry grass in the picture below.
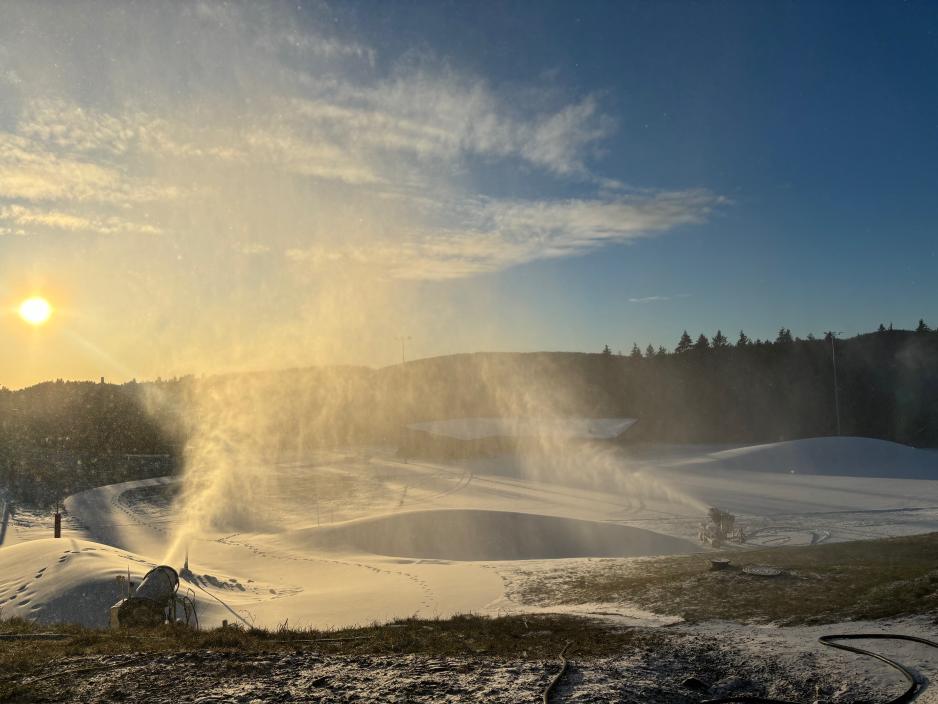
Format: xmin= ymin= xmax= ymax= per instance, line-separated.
xmin=0 ymin=613 xmax=664 ymax=700
xmin=512 ymin=531 xmax=938 ymax=624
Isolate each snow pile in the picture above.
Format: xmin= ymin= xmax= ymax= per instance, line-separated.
xmin=0 ymin=538 xmax=158 ymax=627
xmin=290 ymin=509 xmax=699 ymax=560
xmin=702 ymin=436 xmax=938 ymax=479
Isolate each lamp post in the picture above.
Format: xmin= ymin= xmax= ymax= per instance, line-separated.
xmin=395 ymin=335 xmax=411 ymax=365
xmin=395 ymin=335 xmax=412 ymax=462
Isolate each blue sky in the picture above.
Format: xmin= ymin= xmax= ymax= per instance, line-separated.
xmin=1 ymin=1 xmax=936 ymax=386
xmin=358 ymin=0 xmax=938 ymax=350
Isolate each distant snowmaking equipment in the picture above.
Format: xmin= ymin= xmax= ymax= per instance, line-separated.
xmin=698 ymin=507 xmax=745 ymax=547
xmin=110 ymin=565 xmax=198 ymax=629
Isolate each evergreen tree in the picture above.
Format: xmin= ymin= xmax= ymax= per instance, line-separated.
xmin=807 ymin=332 xmax=817 ymax=341
xmin=737 ymin=330 xmax=750 ymax=347
xmin=601 ymin=344 xmax=612 ymax=356
xmin=916 ymin=319 xmax=931 ymax=334
xmin=775 ymin=328 xmax=793 ymax=344
xmin=656 ymin=345 xmax=668 ymax=357
xmin=877 ymin=323 xmax=886 ymax=334
xmin=645 ymin=344 xmax=656 ymax=359
xmin=712 ymin=330 xmax=728 ymax=348
xmin=694 ymin=333 xmax=710 ymax=350
xmin=629 ymin=343 xmax=643 ymax=359
xmin=675 ymin=330 xmax=693 ymax=353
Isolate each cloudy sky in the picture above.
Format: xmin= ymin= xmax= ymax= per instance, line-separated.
xmin=2 ymin=1 xmax=937 ymax=387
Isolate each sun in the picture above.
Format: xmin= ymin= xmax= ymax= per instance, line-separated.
xmin=18 ymin=297 xmax=53 ymax=326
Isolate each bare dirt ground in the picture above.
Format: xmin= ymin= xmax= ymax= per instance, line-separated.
xmin=9 ymin=624 xmax=918 ymax=704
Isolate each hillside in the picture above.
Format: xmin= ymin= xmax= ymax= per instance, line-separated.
xmin=2 ymin=329 xmax=938 ymax=505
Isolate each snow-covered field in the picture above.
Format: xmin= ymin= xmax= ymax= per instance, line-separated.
xmin=2 ymin=436 xmax=938 ymax=631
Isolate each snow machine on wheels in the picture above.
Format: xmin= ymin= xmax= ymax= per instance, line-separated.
xmin=698 ymin=507 xmax=745 ymax=547
xmin=110 ymin=565 xmax=198 ymax=628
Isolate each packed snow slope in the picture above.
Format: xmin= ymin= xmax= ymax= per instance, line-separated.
xmin=292 ymin=509 xmax=698 ymax=560
xmin=698 ymin=436 xmax=938 ymax=478
xmin=2 ymin=436 xmax=938 ymax=629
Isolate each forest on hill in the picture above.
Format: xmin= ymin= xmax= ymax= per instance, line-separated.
xmin=2 ymin=323 xmax=937 ymax=505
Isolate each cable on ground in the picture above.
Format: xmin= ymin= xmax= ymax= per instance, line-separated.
xmin=702 ymin=633 xmax=938 ymax=704
xmin=543 ymin=641 xmax=573 ymax=704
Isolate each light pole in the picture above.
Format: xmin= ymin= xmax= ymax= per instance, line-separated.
xmin=394 ymin=335 xmax=412 ymax=461
xmin=827 ymin=331 xmax=842 ymax=436
xmin=395 ymin=335 xmax=411 ymax=365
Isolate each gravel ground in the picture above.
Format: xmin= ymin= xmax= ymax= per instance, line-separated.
xmin=13 ymin=625 xmax=917 ymax=704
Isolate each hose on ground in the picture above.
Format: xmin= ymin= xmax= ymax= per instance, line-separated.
xmin=702 ymin=633 xmax=938 ymax=704
xmin=543 ymin=641 xmax=573 ymax=704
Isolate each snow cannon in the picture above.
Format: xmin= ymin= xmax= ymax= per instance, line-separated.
xmin=110 ymin=565 xmax=179 ymax=628
xmin=697 ymin=507 xmax=743 ymax=547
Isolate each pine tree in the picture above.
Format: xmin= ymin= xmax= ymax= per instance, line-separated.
xmin=712 ymin=330 xmax=728 ymax=348
xmin=877 ymin=323 xmax=886 ymax=334
xmin=675 ymin=330 xmax=693 ymax=353
xmin=629 ymin=343 xmax=643 ymax=359
xmin=656 ymin=345 xmax=668 ymax=357
xmin=807 ymin=332 xmax=817 ymax=341
xmin=694 ymin=333 xmax=710 ymax=350
xmin=601 ymin=344 xmax=612 ymax=356
xmin=916 ymin=319 xmax=931 ymax=334
xmin=645 ymin=344 xmax=656 ymax=359
xmin=775 ymin=328 xmax=793 ymax=344
xmin=737 ymin=330 xmax=750 ymax=347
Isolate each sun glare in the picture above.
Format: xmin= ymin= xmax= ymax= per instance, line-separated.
xmin=18 ymin=297 xmax=53 ymax=326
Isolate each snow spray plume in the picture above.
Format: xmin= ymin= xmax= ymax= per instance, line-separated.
xmin=0 ymin=1 xmax=717 ymax=563
xmin=478 ymin=354 xmax=709 ymax=514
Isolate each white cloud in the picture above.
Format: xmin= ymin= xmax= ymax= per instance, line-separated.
xmin=628 ymin=294 xmax=691 ymax=304
xmin=0 ymin=203 xmax=161 ymax=236
xmin=235 ymin=242 xmax=271 ymax=255
xmin=286 ymin=190 xmax=721 ymax=281
xmin=0 ymin=1 xmax=722 ymax=283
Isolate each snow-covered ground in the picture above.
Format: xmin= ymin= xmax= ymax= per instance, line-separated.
xmin=1 ymin=437 xmax=938 ymax=631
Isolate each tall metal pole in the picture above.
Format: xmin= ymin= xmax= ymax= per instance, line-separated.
xmin=829 ymin=332 xmax=842 ymax=436
xmin=395 ymin=335 xmax=412 ymax=461
xmin=395 ymin=335 xmax=411 ymax=365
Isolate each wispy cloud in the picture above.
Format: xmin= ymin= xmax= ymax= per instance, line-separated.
xmin=628 ymin=294 xmax=692 ymax=304
xmin=0 ymin=1 xmax=722 ymax=279
xmin=0 ymin=203 xmax=160 ymax=235
xmin=286 ymin=191 xmax=721 ymax=280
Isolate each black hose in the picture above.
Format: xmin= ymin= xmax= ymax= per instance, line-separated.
xmin=543 ymin=641 xmax=573 ymax=704
xmin=702 ymin=633 xmax=938 ymax=704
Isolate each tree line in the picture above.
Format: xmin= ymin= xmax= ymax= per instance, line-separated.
xmin=2 ymin=320 xmax=937 ymax=506
xmin=604 ymin=319 xmax=936 ymax=358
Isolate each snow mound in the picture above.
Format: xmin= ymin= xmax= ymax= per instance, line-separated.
xmin=706 ymin=436 xmax=938 ymax=479
xmin=0 ymin=538 xmax=161 ymax=627
xmin=291 ymin=509 xmax=699 ymax=560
